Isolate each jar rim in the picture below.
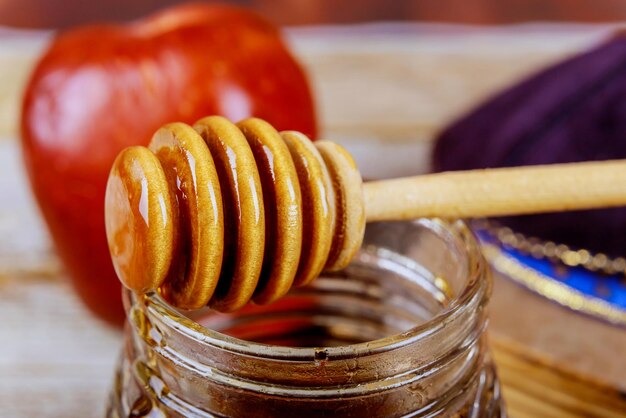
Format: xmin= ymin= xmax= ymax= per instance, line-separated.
xmin=139 ymin=218 xmax=488 ymax=362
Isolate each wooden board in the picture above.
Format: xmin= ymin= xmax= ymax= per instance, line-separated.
xmin=492 ymin=337 xmax=626 ymax=418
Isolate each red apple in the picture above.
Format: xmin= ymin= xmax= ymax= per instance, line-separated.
xmin=21 ymin=3 xmax=317 ymax=325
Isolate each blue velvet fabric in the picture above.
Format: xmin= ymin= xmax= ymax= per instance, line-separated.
xmin=433 ymin=36 xmax=626 ymax=258
xmin=477 ymin=231 xmax=626 ymax=308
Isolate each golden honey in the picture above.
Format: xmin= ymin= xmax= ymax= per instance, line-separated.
xmin=106 ymin=220 xmax=505 ymax=417
xmin=105 ymin=116 xmax=364 ymax=312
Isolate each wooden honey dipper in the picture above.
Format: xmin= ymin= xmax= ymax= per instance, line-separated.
xmin=105 ymin=115 xmax=626 ymax=312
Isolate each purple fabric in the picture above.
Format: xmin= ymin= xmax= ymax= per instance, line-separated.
xmin=432 ymin=36 xmax=626 ymax=258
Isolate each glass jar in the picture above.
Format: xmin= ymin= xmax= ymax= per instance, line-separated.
xmin=107 ymin=219 xmax=505 ymax=417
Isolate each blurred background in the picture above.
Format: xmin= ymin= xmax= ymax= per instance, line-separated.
xmin=4 ymin=0 xmax=626 ymax=28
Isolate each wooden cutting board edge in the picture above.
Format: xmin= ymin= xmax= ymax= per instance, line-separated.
xmin=490 ymin=335 xmax=626 ymax=418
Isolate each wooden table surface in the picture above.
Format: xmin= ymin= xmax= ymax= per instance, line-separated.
xmin=1 ymin=23 xmax=625 ymax=417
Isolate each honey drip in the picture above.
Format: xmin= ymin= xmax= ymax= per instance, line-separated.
xmin=105 ymin=116 xmax=365 ymax=311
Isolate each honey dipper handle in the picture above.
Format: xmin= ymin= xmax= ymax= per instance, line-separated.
xmin=363 ymin=160 xmax=626 ymax=221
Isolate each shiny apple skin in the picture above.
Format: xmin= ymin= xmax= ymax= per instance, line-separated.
xmin=21 ymin=3 xmax=317 ymax=325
